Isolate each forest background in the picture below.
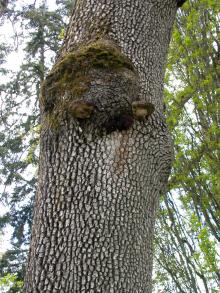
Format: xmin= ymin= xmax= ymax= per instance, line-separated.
xmin=0 ymin=0 xmax=219 ymax=292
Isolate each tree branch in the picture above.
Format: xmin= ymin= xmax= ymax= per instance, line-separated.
xmin=177 ymin=0 xmax=187 ymax=8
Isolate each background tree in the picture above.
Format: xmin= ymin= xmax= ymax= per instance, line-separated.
xmin=154 ymin=0 xmax=220 ymax=292
xmin=0 ymin=1 xmax=71 ymax=291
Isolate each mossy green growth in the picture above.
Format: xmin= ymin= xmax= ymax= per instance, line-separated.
xmin=42 ymin=99 xmax=69 ymax=130
xmin=40 ymin=39 xmax=134 ymax=112
xmin=43 ymin=112 xmax=60 ymax=130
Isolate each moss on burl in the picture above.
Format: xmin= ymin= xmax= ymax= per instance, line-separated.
xmin=40 ymin=39 xmax=134 ymax=113
xmin=40 ymin=39 xmax=154 ymax=133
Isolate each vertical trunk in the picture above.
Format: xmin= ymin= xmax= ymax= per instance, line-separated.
xmin=25 ymin=1 xmax=178 ymax=292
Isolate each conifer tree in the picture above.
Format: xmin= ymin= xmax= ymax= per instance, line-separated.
xmin=0 ymin=1 xmax=71 ymax=291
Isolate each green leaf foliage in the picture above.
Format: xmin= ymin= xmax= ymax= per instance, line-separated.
xmin=154 ymin=0 xmax=220 ymax=291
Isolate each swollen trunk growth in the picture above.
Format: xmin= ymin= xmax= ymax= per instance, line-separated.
xmin=24 ymin=0 xmax=181 ymax=292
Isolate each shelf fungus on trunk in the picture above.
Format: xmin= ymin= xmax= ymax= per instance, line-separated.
xmin=132 ymin=101 xmax=155 ymax=121
xmin=40 ymin=39 xmax=154 ymax=133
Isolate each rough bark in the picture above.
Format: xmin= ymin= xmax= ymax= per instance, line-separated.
xmin=24 ymin=0 xmax=178 ymax=292
xmin=0 ymin=0 xmax=8 ymax=17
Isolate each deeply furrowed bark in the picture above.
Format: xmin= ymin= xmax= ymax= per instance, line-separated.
xmin=24 ymin=1 xmax=178 ymax=292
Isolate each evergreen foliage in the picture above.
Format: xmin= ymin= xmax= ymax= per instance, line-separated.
xmin=0 ymin=1 xmax=71 ymax=291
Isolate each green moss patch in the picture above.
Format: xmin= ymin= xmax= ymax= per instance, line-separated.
xmin=40 ymin=39 xmax=134 ymax=112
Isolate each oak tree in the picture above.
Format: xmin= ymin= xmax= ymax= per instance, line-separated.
xmin=24 ymin=0 xmax=186 ymax=292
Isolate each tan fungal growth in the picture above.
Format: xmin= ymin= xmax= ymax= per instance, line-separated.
xmin=132 ymin=101 xmax=155 ymax=121
xmin=69 ymin=101 xmax=94 ymax=119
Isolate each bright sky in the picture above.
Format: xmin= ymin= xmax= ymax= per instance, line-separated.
xmin=0 ymin=0 xmax=58 ymax=254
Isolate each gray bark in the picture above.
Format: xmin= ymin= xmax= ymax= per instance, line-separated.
xmin=24 ymin=0 xmax=178 ymax=292
xmin=0 ymin=0 xmax=8 ymax=17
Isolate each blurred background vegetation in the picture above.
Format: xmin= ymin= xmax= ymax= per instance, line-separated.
xmin=0 ymin=0 xmax=219 ymax=292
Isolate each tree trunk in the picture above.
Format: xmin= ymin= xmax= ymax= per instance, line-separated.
xmin=24 ymin=1 xmax=178 ymax=292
